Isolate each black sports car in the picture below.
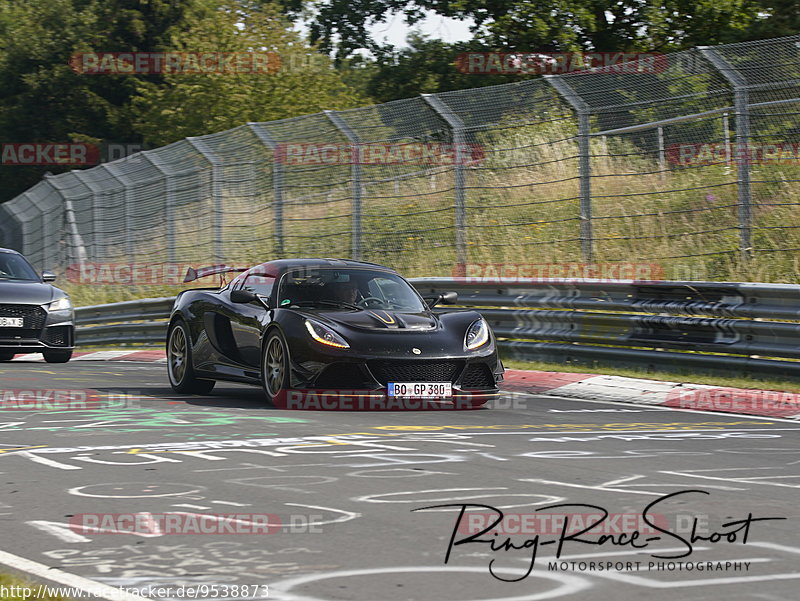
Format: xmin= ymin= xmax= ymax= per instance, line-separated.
xmin=0 ymin=247 xmax=74 ymax=363
xmin=167 ymin=258 xmax=503 ymax=406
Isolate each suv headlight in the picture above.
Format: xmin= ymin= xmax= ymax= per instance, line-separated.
xmin=305 ymin=319 xmax=349 ymax=349
xmin=465 ymin=318 xmax=489 ymax=350
xmin=47 ymin=297 xmax=72 ymax=312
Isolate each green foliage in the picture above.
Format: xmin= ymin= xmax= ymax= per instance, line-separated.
xmin=308 ymin=0 xmax=790 ymax=60
xmin=131 ymin=1 xmax=369 ymax=146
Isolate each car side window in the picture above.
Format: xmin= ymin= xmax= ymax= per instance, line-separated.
xmin=242 ymin=274 xmax=274 ymax=296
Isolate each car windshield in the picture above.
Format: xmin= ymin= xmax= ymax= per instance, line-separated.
xmin=277 ymin=268 xmax=426 ymax=312
xmin=0 ymin=253 xmax=40 ymax=281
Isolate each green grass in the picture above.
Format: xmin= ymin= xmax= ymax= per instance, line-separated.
xmin=0 ymin=574 xmax=70 ymax=601
xmin=504 ymin=359 xmax=800 ymax=393
xmin=58 ymin=114 xmax=800 ymax=308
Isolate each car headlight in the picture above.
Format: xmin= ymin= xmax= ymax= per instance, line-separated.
xmin=47 ymin=297 xmax=72 ymax=312
xmin=305 ymin=319 xmax=349 ymax=349
xmin=465 ymin=318 xmax=489 ymax=350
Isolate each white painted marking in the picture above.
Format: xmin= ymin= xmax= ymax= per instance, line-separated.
xmin=270 ymin=566 xmax=590 ymax=601
xmin=170 ymin=503 xmax=210 ymax=510
xmin=68 ymin=483 xmax=204 ymax=498
xmin=518 ymin=478 xmax=661 ymax=496
xmin=283 ymin=503 xmax=361 ymax=525
xmin=533 ymin=392 xmax=800 ymax=424
xmin=26 ymin=520 xmax=91 ymax=543
xmin=10 ymin=354 xmax=43 ymax=362
xmin=0 ymin=549 xmax=152 ymax=601
xmin=660 ymin=469 xmax=800 ymax=489
xmin=355 ymin=488 xmax=564 ymax=510
xmin=15 ymin=451 xmax=81 ymax=470
xmin=73 ymin=351 xmax=132 ymax=361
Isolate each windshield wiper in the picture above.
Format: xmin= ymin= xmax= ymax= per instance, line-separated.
xmin=285 ymin=300 xmax=364 ymax=311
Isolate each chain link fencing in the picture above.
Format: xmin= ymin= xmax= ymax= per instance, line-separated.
xmin=1 ymin=36 xmax=799 ymax=302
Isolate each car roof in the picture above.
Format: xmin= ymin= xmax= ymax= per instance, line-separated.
xmin=247 ymin=258 xmax=397 ymax=277
xmin=0 ymin=248 xmax=21 ymax=255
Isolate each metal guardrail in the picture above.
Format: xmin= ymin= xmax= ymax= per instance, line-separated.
xmin=75 ymin=279 xmax=800 ymax=379
xmin=75 ymin=297 xmax=174 ymax=345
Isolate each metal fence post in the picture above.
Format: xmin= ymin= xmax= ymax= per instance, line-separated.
xmin=186 ymin=138 xmax=225 ymax=262
xmin=102 ymin=164 xmax=136 ymax=261
xmin=545 ymin=75 xmax=593 ymax=262
xmin=248 ymin=123 xmax=284 ymax=256
xmin=140 ymin=151 xmax=177 ymax=264
xmin=421 ymin=94 xmax=467 ymax=268
xmin=324 ymin=110 xmax=362 ymax=260
xmin=699 ymin=47 xmax=752 ymax=260
xmin=41 ymin=177 xmax=87 ymax=267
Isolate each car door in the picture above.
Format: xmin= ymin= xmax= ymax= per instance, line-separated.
xmin=228 ymin=274 xmax=274 ymax=367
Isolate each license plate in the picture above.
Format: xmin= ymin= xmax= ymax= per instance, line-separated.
xmin=388 ymin=382 xmax=452 ymax=398
xmin=0 ymin=317 xmax=23 ymax=328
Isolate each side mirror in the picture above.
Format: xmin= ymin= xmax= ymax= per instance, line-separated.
xmin=231 ymin=289 xmax=258 ymax=304
xmin=42 ymin=271 xmax=56 ymax=282
xmin=425 ymin=291 xmax=458 ymax=308
xmin=440 ymin=291 xmax=458 ymax=304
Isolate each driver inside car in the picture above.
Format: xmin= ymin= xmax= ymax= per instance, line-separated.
xmin=326 ymin=280 xmax=361 ymax=305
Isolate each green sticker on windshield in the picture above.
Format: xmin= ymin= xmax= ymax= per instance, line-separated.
xmin=280 ymin=299 xmax=291 ymax=306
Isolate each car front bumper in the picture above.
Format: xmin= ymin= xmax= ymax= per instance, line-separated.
xmin=0 ymin=304 xmax=75 ymax=352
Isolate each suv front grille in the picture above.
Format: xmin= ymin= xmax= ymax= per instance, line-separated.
xmin=43 ymin=326 xmax=72 ymax=347
xmin=0 ymin=304 xmax=46 ymax=338
xmin=368 ymin=360 xmax=463 ymax=385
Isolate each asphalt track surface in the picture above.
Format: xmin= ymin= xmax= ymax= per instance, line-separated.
xmin=1 ymin=361 xmax=799 ymax=601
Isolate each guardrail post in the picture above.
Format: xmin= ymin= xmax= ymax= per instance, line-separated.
xmin=545 ymin=75 xmax=593 ymax=262
xmin=248 ymin=123 xmax=284 ymax=256
xmin=699 ymin=47 xmax=752 ymax=261
xmin=421 ymin=94 xmax=467 ymax=269
xmin=324 ymin=110 xmax=362 ymax=261
xmin=186 ymin=138 xmax=225 ymax=262
xmin=141 ymin=151 xmax=177 ymax=264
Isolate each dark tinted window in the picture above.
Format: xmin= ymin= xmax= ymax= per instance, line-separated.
xmin=277 ymin=268 xmax=425 ymax=311
xmin=241 ymin=274 xmax=274 ymax=296
xmin=0 ymin=253 xmax=39 ymax=281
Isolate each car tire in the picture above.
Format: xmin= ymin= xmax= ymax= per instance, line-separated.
xmin=167 ymin=319 xmax=215 ymax=394
xmin=261 ymin=329 xmax=290 ymax=403
xmin=0 ymin=352 xmax=15 ymax=362
xmin=43 ymin=350 xmax=72 ymax=363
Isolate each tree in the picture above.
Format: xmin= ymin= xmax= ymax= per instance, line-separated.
xmin=308 ymin=0 xmax=789 ymax=59
xmin=130 ymin=0 xmax=370 ymax=146
xmin=0 ymin=0 xmax=198 ymax=202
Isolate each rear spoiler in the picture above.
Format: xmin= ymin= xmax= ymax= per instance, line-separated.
xmin=184 ymin=264 xmax=248 ymax=284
